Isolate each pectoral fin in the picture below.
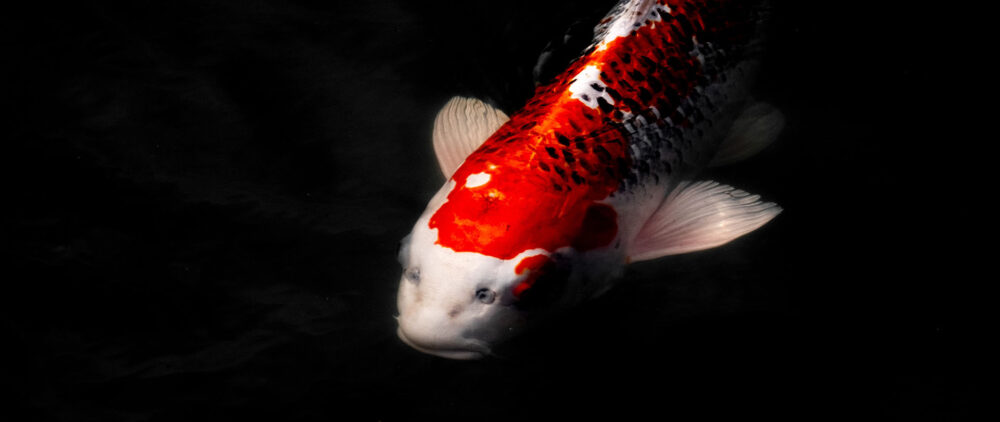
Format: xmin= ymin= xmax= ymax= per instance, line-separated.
xmin=432 ymin=96 xmax=509 ymax=178
xmin=710 ymin=101 xmax=785 ymax=167
xmin=628 ymin=181 xmax=781 ymax=262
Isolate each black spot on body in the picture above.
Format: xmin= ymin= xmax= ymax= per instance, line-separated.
xmin=605 ymin=87 xmax=622 ymax=101
xmin=556 ymin=134 xmax=571 ymax=146
xmin=676 ymin=14 xmax=694 ymax=34
xmin=639 ymin=56 xmax=656 ymax=69
xmin=553 ymin=165 xmax=566 ymax=177
xmin=653 ymin=48 xmax=665 ymax=61
xmin=571 ymin=171 xmax=584 ymax=185
xmin=622 ymin=98 xmax=642 ymax=113
xmin=638 ymin=88 xmax=652 ymax=103
xmin=581 ymin=94 xmax=591 ymax=102
xmin=590 ymin=83 xmax=604 ymax=92
xmin=596 ymin=97 xmax=614 ymax=114
xmin=629 ymin=70 xmax=646 ymax=81
xmin=568 ymin=119 xmax=582 ymax=133
xmin=539 ymin=161 xmax=550 ymax=171
xmin=562 ymin=149 xmax=575 ymax=164
xmin=647 ymin=77 xmax=663 ymax=93
xmin=521 ymin=121 xmax=537 ymax=130
xmin=545 ymin=147 xmax=559 ymax=159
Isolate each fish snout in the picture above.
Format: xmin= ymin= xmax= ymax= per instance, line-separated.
xmin=396 ymin=310 xmax=491 ymax=360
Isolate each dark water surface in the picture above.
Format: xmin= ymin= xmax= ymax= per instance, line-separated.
xmin=8 ymin=1 xmax=983 ymax=420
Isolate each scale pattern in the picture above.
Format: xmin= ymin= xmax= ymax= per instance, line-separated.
xmin=430 ymin=0 xmax=766 ymax=261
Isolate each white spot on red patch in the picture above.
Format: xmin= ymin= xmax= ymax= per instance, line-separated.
xmin=569 ymin=65 xmax=613 ymax=110
xmin=465 ymin=172 xmax=491 ymax=188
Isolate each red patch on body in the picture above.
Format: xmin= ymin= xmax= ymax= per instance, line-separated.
xmin=429 ymin=1 xmax=755 ymax=259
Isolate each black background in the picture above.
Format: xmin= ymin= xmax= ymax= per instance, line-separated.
xmin=6 ymin=1 xmax=985 ymax=420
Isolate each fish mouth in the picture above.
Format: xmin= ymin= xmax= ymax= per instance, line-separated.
xmin=396 ymin=327 xmax=491 ymax=360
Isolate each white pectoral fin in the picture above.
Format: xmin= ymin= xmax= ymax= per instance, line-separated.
xmin=628 ymin=181 xmax=782 ymax=262
xmin=432 ymin=96 xmax=509 ymax=178
xmin=710 ymin=101 xmax=785 ymax=167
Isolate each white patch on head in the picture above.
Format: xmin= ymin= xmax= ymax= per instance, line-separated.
xmin=465 ymin=172 xmax=490 ymax=188
xmin=395 ymin=181 xmax=549 ymax=359
xmin=569 ymin=65 xmax=614 ymax=110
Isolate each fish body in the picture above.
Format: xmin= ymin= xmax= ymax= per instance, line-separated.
xmin=396 ymin=0 xmax=784 ymax=359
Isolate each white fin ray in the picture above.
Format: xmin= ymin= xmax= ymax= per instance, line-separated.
xmin=710 ymin=101 xmax=785 ymax=167
xmin=628 ymin=181 xmax=781 ymax=262
xmin=432 ymin=96 xmax=509 ymax=178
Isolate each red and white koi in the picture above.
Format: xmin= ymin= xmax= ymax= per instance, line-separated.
xmin=396 ymin=0 xmax=785 ymax=359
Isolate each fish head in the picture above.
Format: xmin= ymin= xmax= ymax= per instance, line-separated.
xmin=395 ymin=229 xmax=531 ymax=360
xmin=395 ymin=182 xmax=587 ymax=359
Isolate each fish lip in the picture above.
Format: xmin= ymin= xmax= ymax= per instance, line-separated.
xmin=396 ymin=327 xmax=490 ymax=360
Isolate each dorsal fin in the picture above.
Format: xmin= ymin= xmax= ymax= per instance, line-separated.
xmin=432 ymin=96 xmax=509 ymax=178
xmin=628 ymin=180 xmax=781 ymax=262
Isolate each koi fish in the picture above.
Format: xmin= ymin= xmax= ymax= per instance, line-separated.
xmin=396 ymin=0 xmax=785 ymax=359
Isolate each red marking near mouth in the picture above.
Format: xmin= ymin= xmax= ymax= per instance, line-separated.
xmin=428 ymin=1 xmax=756 ymax=259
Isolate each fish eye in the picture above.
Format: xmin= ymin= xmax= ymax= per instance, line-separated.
xmin=404 ymin=268 xmax=420 ymax=284
xmin=475 ymin=288 xmax=496 ymax=304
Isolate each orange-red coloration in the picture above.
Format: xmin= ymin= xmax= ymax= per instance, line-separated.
xmin=429 ymin=1 xmax=752 ymax=259
xmin=512 ymin=254 xmax=553 ymax=298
